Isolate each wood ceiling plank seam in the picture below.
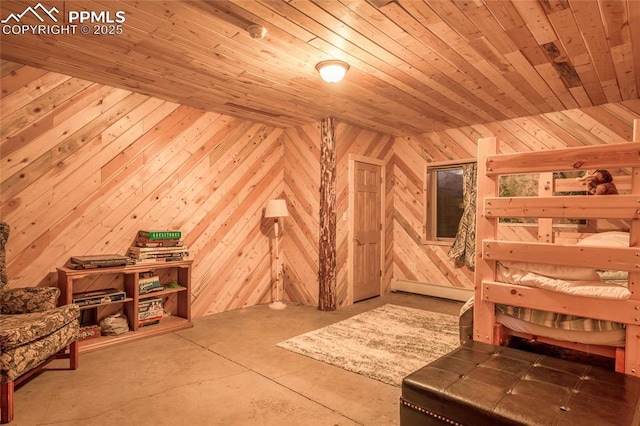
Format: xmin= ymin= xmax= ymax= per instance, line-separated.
xmin=252 ymin=0 xmax=482 ymax=126
xmin=533 ymin=62 xmax=580 ymax=110
xmin=502 ymin=50 xmax=562 ymax=112
xmin=600 ymin=0 xmax=636 ymax=100
xmin=610 ymin=42 xmax=638 ymax=101
xmin=628 ymin=0 xmax=640 ymax=96
xmin=599 ymin=0 xmax=628 ymax=47
xmin=455 ymin=0 xmax=519 ymax=54
xmin=302 ymin=39 xmax=466 ymax=128
xmin=511 ymin=0 xmax=559 ymax=45
xmin=424 ymin=0 xmax=483 ymax=42
xmin=381 ymin=1 xmax=480 ymax=77
xmin=571 ymin=61 xmax=608 ymax=105
xmin=390 ymin=3 xmax=540 ymax=119
xmin=99 ymin=2 xmax=332 ymax=102
xmin=569 ymin=0 xmax=620 ymax=96
xmin=504 ymin=25 xmax=551 ymax=66
xmin=289 ymin=0 xmax=403 ymax=67
xmin=227 ymin=0 xmax=316 ymax=41
xmin=542 ymin=8 xmax=614 ymax=104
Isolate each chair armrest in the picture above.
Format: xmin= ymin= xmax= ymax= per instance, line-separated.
xmin=0 ymin=287 xmax=60 ymax=314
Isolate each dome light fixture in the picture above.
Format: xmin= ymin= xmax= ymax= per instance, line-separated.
xmin=316 ymin=60 xmax=350 ymax=83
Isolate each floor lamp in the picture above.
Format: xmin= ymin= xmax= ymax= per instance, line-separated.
xmin=265 ymin=199 xmax=289 ymax=310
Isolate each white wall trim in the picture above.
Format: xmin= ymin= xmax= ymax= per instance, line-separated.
xmin=391 ymin=279 xmax=473 ymax=302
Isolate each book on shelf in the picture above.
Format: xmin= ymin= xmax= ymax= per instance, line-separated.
xmin=139 ymin=298 xmax=163 ymax=321
xmin=139 ymin=275 xmax=160 ymax=284
xmin=128 ymin=251 xmax=189 ymax=260
xmin=72 ymin=288 xmax=127 ymax=307
xmin=129 ymin=245 xmax=189 ymax=254
xmin=132 ymin=256 xmax=186 ymax=264
xmin=134 ymin=240 xmax=183 ymax=248
xmin=137 ymin=230 xmax=182 ymax=240
xmin=138 ymin=318 xmax=161 ymax=328
xmin=68 ymin=254 xmax=132 ymax=269
xmin=139 ymin=277 xmax=163 ymax=294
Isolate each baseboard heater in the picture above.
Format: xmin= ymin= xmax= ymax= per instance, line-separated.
xmin=391 ymin=279 xmax=473 ymax=302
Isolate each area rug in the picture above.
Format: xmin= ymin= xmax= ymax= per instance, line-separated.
xmin=276 ymin=304 xmax=459 ymax=386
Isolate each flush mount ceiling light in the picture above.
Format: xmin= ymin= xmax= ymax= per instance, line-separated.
xmin=316 ymin=60 xmax=350 ymax=83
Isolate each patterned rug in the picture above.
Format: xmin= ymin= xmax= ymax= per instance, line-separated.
xmin=276 ymin=304 xmax=459 ymax=386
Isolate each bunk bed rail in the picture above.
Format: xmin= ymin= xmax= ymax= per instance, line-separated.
xmin=473 ymin=118 xmax=640 ymax=377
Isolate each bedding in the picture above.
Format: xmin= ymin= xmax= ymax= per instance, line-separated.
xmin=496 ymin=262 xmax=631 ymax=300
xmin=459 ymin=298 xmax=625 ymax=347
xmin=460 ymin=231 xmax=631 ymax=346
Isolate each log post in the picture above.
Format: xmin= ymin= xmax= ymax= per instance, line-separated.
xmin=318 ymin=117 xmax=337 ymax=311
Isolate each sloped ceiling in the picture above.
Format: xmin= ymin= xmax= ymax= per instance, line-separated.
xmin=1 ymin=0 xmax=639 ymax=136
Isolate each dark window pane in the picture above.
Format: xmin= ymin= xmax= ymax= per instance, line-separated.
xmin=435 ymin=168 xmax=464 ymax=238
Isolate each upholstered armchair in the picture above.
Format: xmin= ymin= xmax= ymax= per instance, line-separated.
xmin=0 ymin=222 xmax=80 ymax=424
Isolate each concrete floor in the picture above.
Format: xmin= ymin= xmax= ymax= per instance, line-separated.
xmin=12 ymin=292 xmax=462 ymax=426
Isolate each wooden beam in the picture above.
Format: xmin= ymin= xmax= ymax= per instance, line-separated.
xmin=484 ymin=141 xmax=640 ymax=175
xmin=484 ymin=194 xmax=640 ymax=219
xmin=318 ymin=117 xmax=337 ymax=311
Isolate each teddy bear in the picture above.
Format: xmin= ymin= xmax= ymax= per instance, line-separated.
xmin=576 ymin=169 xmax=619 ymax=195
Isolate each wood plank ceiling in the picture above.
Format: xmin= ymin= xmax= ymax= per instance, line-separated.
xmin=1 ymin=0 xmax=639 ymax=136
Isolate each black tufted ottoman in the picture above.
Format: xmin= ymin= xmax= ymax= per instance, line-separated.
xmin=400 ymin=341 xmax=640 ymax=426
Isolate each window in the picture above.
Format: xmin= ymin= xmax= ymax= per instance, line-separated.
xmin=425 ymin=160 xmax=473 ymax=242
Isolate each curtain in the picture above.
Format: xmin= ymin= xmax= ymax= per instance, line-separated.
xmin=448 ymin=162 xmax=477 ymax=270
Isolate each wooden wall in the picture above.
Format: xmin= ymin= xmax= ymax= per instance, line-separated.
xmin=282 ymin=121 xmax=394 ymax=308
xmin=3 ymin=59 xmax=639 ymax=316
xmin=392 ymin=99 xmax=640 ymax=292
xmin=1 ymin=61 xmax=287 ymax=317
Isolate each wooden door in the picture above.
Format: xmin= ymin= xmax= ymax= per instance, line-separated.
xmin=352 ymin=161 xmax=382 ymax=302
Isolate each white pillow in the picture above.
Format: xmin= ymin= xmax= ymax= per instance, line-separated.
xmin=576 ymin=231 xmax=629 ymax=247
xmin=500 ymin=260 xmax=601 ymax=281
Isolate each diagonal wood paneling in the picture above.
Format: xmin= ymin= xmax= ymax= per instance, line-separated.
xmin=1 ymin=61 xmax=286 ymax=317
xmin=392 ymin=99 xmax=640 ymax=291
xmin=282 ymin=121 xmax=394 ymax=308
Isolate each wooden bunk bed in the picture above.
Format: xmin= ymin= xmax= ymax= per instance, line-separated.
xmin=473 ymin=118 xmax=640 ymax=377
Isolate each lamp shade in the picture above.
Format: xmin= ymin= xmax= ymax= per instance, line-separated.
xmin=265 ymin=199 xmax=289 ymax=218
xmin=316 ymin=60 xmax=349 ymax=83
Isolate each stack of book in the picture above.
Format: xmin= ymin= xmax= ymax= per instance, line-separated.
xmin=138 ymin=298 xmax=164 ymax=327
xmin=127 ymin=230 xmax=189 ymax=264
xmin=72 ymin=288 xmax=127 ymax=307
xmin=138 ymin=273 xmax=163 ymax=294
xmin=66 ymin=254 xmax=133 ymax=270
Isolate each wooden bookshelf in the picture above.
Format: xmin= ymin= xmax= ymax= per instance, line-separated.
xmin=57 ymin=260 xmax=193 ymax=353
